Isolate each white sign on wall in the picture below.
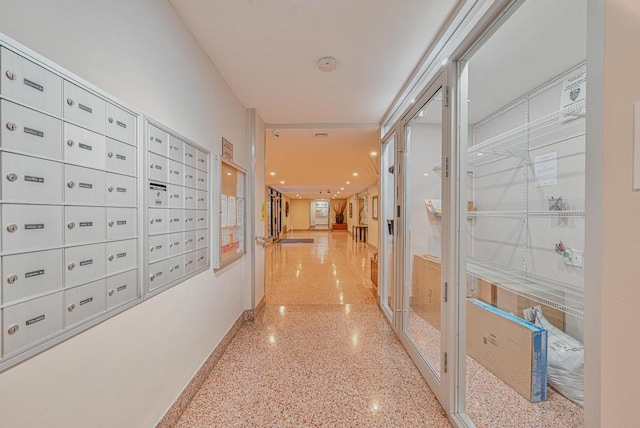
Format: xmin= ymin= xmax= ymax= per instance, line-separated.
xmin=535 ymin=152 xmax=558 ymax=187
xmin=560 ymin=65 xmax=586 ymax=110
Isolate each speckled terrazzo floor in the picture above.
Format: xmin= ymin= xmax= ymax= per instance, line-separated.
xmin=175 ymin=231 xmax=451 ymax=427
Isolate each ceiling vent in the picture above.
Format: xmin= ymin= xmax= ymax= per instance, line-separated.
xmin=315 ymin=132 xmax=328 ymax=138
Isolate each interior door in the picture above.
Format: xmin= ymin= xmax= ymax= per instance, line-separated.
xmin=398 ymin=73 xmax=449 ymax=404
xmin=379 ymin=132 xmax=397 ymax=322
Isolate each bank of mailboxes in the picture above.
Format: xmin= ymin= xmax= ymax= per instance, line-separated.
xmin=146 ymin=121 xmax=210 ymax=293
xmin=0 ymin=46 xmax=140 ymax=359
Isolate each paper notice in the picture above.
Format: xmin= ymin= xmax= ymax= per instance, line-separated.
xmin=560 ymin=65 xmax=586 ymax=110
xmin=535 ymin=152 xmax=558 ymax=187
xmin=236 ymin=171 xmax=245 ymax=197
xmin=227 ymin=196 xmax=236 ymax=226
xmin=237 ymin=198 xmax=244 ymax=226
xmin=221 ymin=195 xmax=228 ymax=227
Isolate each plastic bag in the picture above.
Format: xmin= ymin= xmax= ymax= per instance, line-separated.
xmin=523 ymin=305 xmax=584 ymax=406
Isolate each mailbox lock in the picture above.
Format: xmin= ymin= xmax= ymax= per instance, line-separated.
xmin=67 ymin=181 xmax=76 ymax=188
xmin=6 ymin=224 xmax=18 ymax=233
xmin=150 ymin=219 xmax=155 ymax=224
xmin=107 ymin=152 xmax=114 ymax=158
xmin=169 ymin=218 xmax=173 ymax=223
xmin=169 ymin=267 xmax=174 ymax=273
xmin=108 ymin=220 xmax=114 ymax=227
xmin=149 ymin=273 xmax=156 ymax=281
xmin=7 ymin=274 xmax=18 ymax=284
xmin=67 ymin=304 xmax=76 ymax=312
xmin=5 ymin=70 xmax=16 ymax=80
xmin=67 ymin=139 xmax=75 ymax=147
xmin=169 ymin=243 xmax=173 ymax=248
xmin=67 ymin=262 xmax=76 ymax=271
xmin=149 ymin=246 xmax=154 ymax=252
xmin=108 ymin=117 xmax=114 ymax=124
xmin=6 ymin=173 xmax=18 ymax=182
xmin=67 ymin=98 xmax=75 ymax=106
xmin=108 ymin=289 xmax=115 ymax=296
xmin=7 ymin=324 xmax=19 ymax=335
xmin=108 ymin=254 xmax=114 ymax=261
xmin=67 ymin=222 xmax=76 ymax=230
xmin=149 ymin=163 xmax=154 ymax=169
xmin=108 ymin=186 xmax=114 ymax=192
xmin=6 ymin=122 xmax=17 ymax=131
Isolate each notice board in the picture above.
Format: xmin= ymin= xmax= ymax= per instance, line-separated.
xmin=213 ymin=155 xmax=246 ymax=268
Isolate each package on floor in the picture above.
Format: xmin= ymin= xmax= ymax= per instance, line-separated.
xmin=467 ymin=299 xmax=548 ymax=403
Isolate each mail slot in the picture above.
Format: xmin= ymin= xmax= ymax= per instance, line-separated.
xmin=148 ymin=124 xmax=168 ymax=157
xmin=106 ymin=173 xmax=137 ymax=207
xmin=167 ymin=255 xmax=183 ymax=283
xmin=184 ymin=143 xmax=197 ymax=168
xmin=2 ymin=292 xmax=63 ymax=357
xmin=168 ymin=184 xmax=184 ymax=209
xmin=168 ymin=159 xmax=183 ymax=185
xmin=148 ymin=208 xmax=168 ymax=235
xmin=63 ymin=80 xmax=106 ymax=133
xmin=148 ymin=259 xmax=169 ymax=291
xmin=64 ymin=122 xmax=106 ymax=170
xmin=65 ymin=206 xmax=106 ymax=245
xmin=196 ymin=210 xmax=209 ymax=230
xmin=148 ymin=234 xmax=168 ymax=263
xmin=148 ymin=152 xmax=168 ymax=183
xmin=196 ymin=248 xmax=209 ymax=269
xmin=1 ymin=249 xmax=63 ymax=306
xmin=184 ymin=231 xmax=196 ymax=252
xmin=2 ymin=204 xmax=63 ymax=253
xmin=0 ymin=99 xmax=63 ymax=160
xmin=106 ymin=138 xmax=136 ymax=176
xmin=197 ymin=169 xmax=208 ymax=191
xmin=168 ymin=209 xmax=184 ymax=233
xmin=64 ymin=243 xmax=106 ymax=287
xmin=106 ymin=207 xmax=137 ymax=240
xmin=183 ymin=165 xmax=197 ymax=189
xmin=184 ymin=187 xmax=197 ymax=209
xmin=168 ymin=135 xmax=184 ymax=162
xmin=184 ymin=209 xmax=197 ymax=232
xmin=184 ymin=251 xmax=197 ymax=275
xmin=106 ymin=269 xmax=138 ymax=310
xmin=168 ymin=232 xmax=183 ymax=256
xmin=196 ymin=149 xmax=208 ymax=172
xmin=106 ymin=238 xmax=137 ymax=276
xmin=1 ymin=47 xmax=62 ymax=116
xmin=1 ymin=152 xmax=63 ymax=204
xmin=196 ymin=228 xmax=209 ymax=250
xmin=148 ymin=182 xmax=167 ymax=208
xmin=64 ymin=279 xmax=106 ymax=328
xmin=197 ymin=190 xmax=208 ymax=210
xmin=105 ymin=103 xmax=136 ymax=146
xmin=65 ymin=164 xmax=106 ymax=206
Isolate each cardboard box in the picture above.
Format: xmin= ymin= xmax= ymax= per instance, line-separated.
xmin=410 ymin=254 xmax=441 ymax=329
xmin=476 ymin=278 xmax=496 ymax=305
xmin=467 ymin=299 xmax=548 ymax=402
xmin=496 ymin=288 xmax=564 ymax=331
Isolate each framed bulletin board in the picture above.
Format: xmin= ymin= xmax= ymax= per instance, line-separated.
xmin=213 ymin=154 xmax=246 ymax=269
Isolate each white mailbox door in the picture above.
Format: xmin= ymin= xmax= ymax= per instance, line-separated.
xmin=106 ymin=269 xmax=137 ymax=310
xmin=63 ymin=81 xmax=106 ymax=133
xmin=65 ymin=165 xmax=106 ymax=206
xmin=1 ymin=249 xmax=64 ymax=305
xmin=2 ymin=204 xmax=63 ymax=253
xmin=1 ymin=152 xmax=63 ymax=204
xmin=64 ymin=279 xmax=107 ymax=328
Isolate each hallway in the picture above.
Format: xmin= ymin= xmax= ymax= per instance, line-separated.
xmin=176 ymin=231 xmax=450 ymax=427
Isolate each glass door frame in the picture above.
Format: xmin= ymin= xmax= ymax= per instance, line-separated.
xmin=396 ymin=70 xmax=452 ymax=408
xmin=378 ymin=131 xmax=398 ymax=324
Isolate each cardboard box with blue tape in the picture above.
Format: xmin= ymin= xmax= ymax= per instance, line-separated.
xmin=467 ymin=299 xmax=548 ymax=402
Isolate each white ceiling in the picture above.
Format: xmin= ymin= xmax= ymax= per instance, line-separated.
xmin=169 ymin=0 xmax=457 ymax=125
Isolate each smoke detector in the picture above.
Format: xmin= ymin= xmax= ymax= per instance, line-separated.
xmin=317 ymin=57 xmax=337 ymax=72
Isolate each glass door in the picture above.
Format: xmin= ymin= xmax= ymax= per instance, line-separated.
xmin=398 ymin=73 xmax=448 ymax=403
xmin=379 ymin=133 xmax=397 ymax=322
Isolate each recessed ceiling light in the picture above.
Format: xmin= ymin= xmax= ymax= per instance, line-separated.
xmin=337 ymin=191 xmax=340 ymax=194
xmin=442 ymin=57 xmax=449 ymax=66
xmin=370 ymin=151 xmax=377 ymax=156
xmin=226 ymin=172 xmax=231 ymax=176
xmin=477 ymin=153 xmax=484 ymax=156
xmin=317 ymin=57 xmax=337 ymax=72
xmin=410 ymin=98 xmax=415 ymax=104
xmin=280 ymin=180 xmax=285 ymax=184
xmin=270 ymin=172 xmax=276 ymax=176
xmin=340 ymin=187 xmax=344 ymax=190
xmin=423 ymin=173 xmax=429 ymax=176
xmin=352 ymin=172 xmax=358 ymax=177
xmin=296 ymin=194 xmax=299 ymax=197
xmin=346 ymin=181 xmax=350 ymax=184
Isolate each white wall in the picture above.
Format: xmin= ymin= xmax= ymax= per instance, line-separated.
xmin=367 ymin=184 xmax=380 ymax=248
xmin=251 ymin=110 xmax=266 ymax=306
xmin=0 ymin=1 xmax=251 ymax=427
xmin=586 ymin=0 xmax=640 ymax=425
